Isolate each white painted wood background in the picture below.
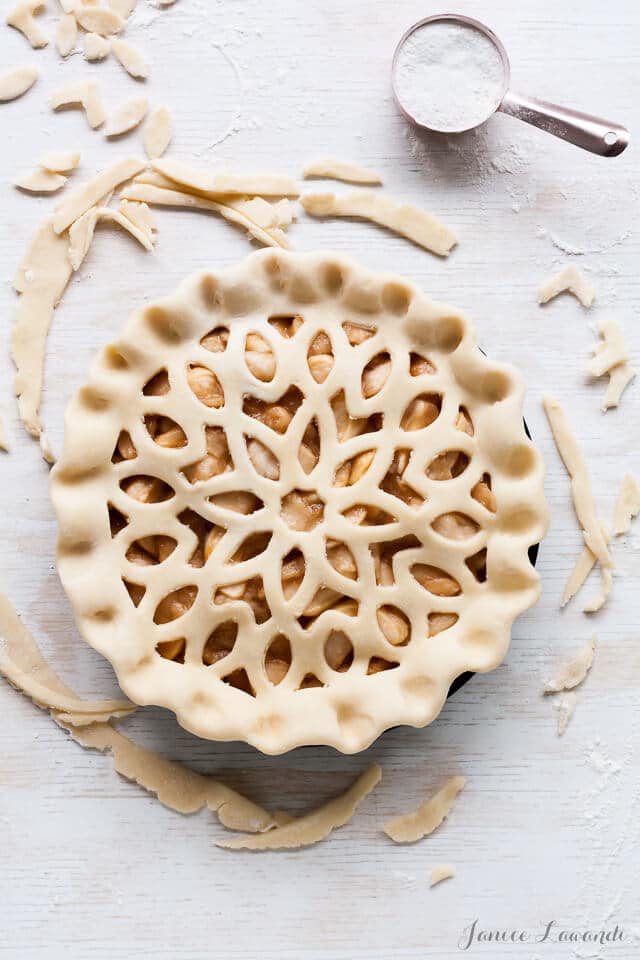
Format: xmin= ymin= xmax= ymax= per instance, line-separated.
xmin=1 ymin=1 xmax=639 ymax=957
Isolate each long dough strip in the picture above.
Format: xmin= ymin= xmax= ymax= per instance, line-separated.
xmin=53 ymin=156 xmax=146 ymax=234
xmin=300 ymin=190 xmax=457 ymax=257
xmin=152 ymin=158 xmax=300 ymax=198
xmin=121 ymin=182 xmax=289 ymax=248
xmin=384 ymin=775 xmax=466 ymax=844
xmin=542 ymin=396 xmax=612 ymax=571
xmin=0 ymin=593 xmax=280 ymax=833
xmin=69 ymin=204 xmax=154 ymax=271
xmin=561 ymin=520 xmax=609 ymax=608
xmin=12 ymin=217 xmax=72 ymax=437
xmin=218 ymin=765 xmax=381 ymax=850
xmin=588 ymin=318 xmax=629 ymax=378
xmin=303 ymin=157 xmax=382 ymax=185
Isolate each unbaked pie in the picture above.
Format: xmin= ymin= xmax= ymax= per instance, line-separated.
xmin=51 ymin=250 xmax=548 ymax=753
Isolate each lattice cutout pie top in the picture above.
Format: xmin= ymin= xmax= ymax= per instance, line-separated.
xmin=51 ymin=250 xmax=548 ymax=754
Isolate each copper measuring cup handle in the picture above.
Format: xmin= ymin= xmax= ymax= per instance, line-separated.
xmin=498 ymin=90 xmax=629 ymax=157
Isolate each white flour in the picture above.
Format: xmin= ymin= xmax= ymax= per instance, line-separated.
xmin=394 ymin=20 xmax=505 ymax=132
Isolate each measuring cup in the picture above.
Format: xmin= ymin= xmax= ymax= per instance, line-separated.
xmin=392 ymin=14 xmax=629 ymax=157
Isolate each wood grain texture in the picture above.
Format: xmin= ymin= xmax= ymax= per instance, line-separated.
xmin=1 ymin=1 xmax=639 ymax=957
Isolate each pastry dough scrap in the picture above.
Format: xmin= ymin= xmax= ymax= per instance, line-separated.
xmin=118 ymin=198 xmax=156 ymax=236
xmin=545 ymin=636 xmax=596 ymax=694
xmin=614 ymin=473 xmax=640 ymax=535
xmin=430 ymin=864 xmax=455 ymax=887
xmin=74 ymin=4 xmax=124 ymax=36
xmin=384 ymin=775 xmax=466 ymax=844
xmin=300 ymin=191 xmax=457 ymax=257
xmin=55 ymin=13 xmax=77 ymax=58
xmin=68 ymin=204 xmax=154 ymax=271
xmin=543 ymin=396 xmax=612 ymax=572
xmin=83 ymin=32 xmax=111 ymax=61
xmin=0 ymin=593 xmax=279 ymax=832
xmin=50 ymin=251 xmax=547 ymax=753
xmin=39 ymin=150 xmax=80 ymax=173
xmin=152 ymin=158 xmax=300 ymax=198
xmin=51 ymin=80 xmax=106 ymax=129
xmin=303 ymin=157 xmax=382 ymax=185
xmin=0 ymin=417 xmax=9 ymax=452
xmin=111 ymin=39 xmax=148 ymax=79
xmin=538 ymin=264 xmax=595 ymax=309
xmin=6 ymin=1 xmax=48 ymax=49
xmin=12 ymin=216 xmax=72 ymax=437
xmin=218 ymin=765 xmax=381 ymax=849
xmin=121 ymin=182 xmax=291 ymax=248
xmin=588 ymin=318 xmax=635 ymax=411
xmin=14 ymin=168 xmax=67 ymax=193
xmin=0 ymin=65 xmax=38 ymax=101
xmin=561 ymin=520 xmax=608 ymax=609
xmin=105 ymin=95 xmax=148 ymax=138
xmin=53 ymin=156 xmax=146 ymax=234
xmin=143 ymin=106 xmax=172 ymax=159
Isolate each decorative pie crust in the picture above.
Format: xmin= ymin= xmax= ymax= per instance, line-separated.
xmin=51 ymin=250 xmax=548 ymax=754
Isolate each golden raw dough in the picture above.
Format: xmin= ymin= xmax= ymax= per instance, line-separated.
xmin=588 ymin=318 xmax=635 ymax=411
xmin=51 ymin=250 xmax=547 ymax=753
xmin=430 ymin=864 xmax=455 ymax=886
xmin=6 ymin=1 xmax=48 ymax=49
xmin=544 ymin=636 xmax=596 ymax=694
xmin=55 ymin=13 xmax=77 ymax=58
xmin=218 ymin=765 xmax=381 ymax=850
xmin=75 ymin=4 xmax=124 ymax=36
xmin=105 ymin=96 xmax=148 ymax=138
xmin=152 ymin=158 xmax=300 ymax=198
xmin=384 ymin=774 xmax=466 ymax=843
xmin=614 ymin=473 xmax=640 ymax=535
xmin=0 ymin=64 xmax=38 ymax=101
xmin=300 ymin=191 xmax=457 ymax=256
xmin=111 ymin=39 xmax=148 ymax=79
xmin=143 ymin=106 xmax=172 ymax=159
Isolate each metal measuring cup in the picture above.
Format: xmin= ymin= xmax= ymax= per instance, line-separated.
xmin=392 ymin=14 xmax=629 ymax=157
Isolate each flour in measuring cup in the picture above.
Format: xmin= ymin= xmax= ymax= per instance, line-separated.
xmin=394 ymin=20 xmax=506 ymax=132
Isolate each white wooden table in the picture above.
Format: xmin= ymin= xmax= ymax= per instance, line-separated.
xmin=1 ymin=1 xmax=639 ymax=957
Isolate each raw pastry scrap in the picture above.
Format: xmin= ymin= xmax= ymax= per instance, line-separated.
xmin=0 ymin=64 xmax=38 ymax=101
xmin=614 ymin=473 xmax=640 ymax=535
xmin=6 ymin=1 xmax=48 ymax=49
xmin=0 ymin=593 xmax=280 ymax=832
xmin=303 ymin=158 xmax=382 ymax=185
xmin=51 ymin=251 xmax=547 ymax=752
xmin=300 ymin=191 xmax=457 ymax=257
xmin=543 ymin=396 xmax=612 ymax=573
xmin=430 ymin=864 xmax=455 ymax=887
xmin=122 ymin=182 xmax=292 ymax=248
xmin=39 ymin=150 xmax=80 ymax=173
xmin=39 ymin=429 xmax=55 ymax=465
xmin=74 ymin=4 xmax=124 ymax=36
xmin=83 ymin=32 xmax=110 ymax=61
xmin=68 ymin=204 xmax=154 ymax=271
xmin=538 ymin=264 xmax=595 ymax=309
xmin=218 ymin=765 xmax=381 ymax=850
xmin=14 ymin=168 xmax=67 ymax=193
xmin=544 ymin=635 xmax=596 ymax=694
xmin=111 ymin=39 xmax=148 ymax=79
xmin=143 ymin=106 xmax=172 ymax=158
xmin=55 ymin=13 xmax=77 ymax=58
xmin=0 ymin=417 xmax=8 ymax=452
xmin=152 ymin=158 xmax=300 ymax=198
xmin=105 ymin=95 xmax=148 ymax=137
xmin=52 ymin=156 xmax=146 ymax=233
xmin=51 ymin=80 xmax=106 ymax=129
xmin=556 ymin=691 xmax=577 ymax=736
xmin=384 ymin=775 xmax=466 ymax=844
xmin=117 ymin=198 xmax=156 ymax=237
xmin=588 ymin=318 xmax=635 ymax=411
xmin=561 ymin=520 xmax=609 ymax=609
xmin=12 ymin=216 xmax=72 ymax=437
xmin=69 ymin=207 xmax=153 ymax=270
xmin=0 ymin=594 xmax=134 ymax=724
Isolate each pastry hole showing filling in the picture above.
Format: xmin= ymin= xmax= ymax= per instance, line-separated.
xmin=264 ymin=634 xmax=292 ymax=684
xmin=202 ymin=621 xmax=237 ymax=665
xmin=307 ymin=330 xmax=334 ymax=383
xmin=401 ymin=393 xmax=442 ymax=431
xmin=200 ymin=326 xmax=229 ymax=353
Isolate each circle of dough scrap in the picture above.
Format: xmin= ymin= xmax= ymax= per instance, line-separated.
xmin=50 ymin=250 xmax=548 ymax=754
